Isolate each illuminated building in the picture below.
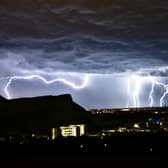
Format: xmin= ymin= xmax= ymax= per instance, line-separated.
xmin=133 ymin=123 xmax=140 ymax=129
xmin=60 ymin=124 xmax=85 ymax=137
xmin=31 ymin=128 xmax=61 ymax=141
xmin=31 ymin=133 xmax=49 ymax=140
xmin=117 ymin=127 xmax=127 ymax=133
xmin=52 ymin=128 xmax=56 ymax=140
xmin=51 ymin=128 xmax=61 ymax=140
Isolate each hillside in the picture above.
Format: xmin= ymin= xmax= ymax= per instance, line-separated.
xmin=0 ymin=94 xmax=90 ymax=135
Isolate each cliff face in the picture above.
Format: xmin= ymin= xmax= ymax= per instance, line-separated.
xmin=0 ymin=94 xmax=89 ymax=135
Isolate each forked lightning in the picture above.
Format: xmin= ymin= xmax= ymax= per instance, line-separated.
xmin=3 ymin=74 xmax=90 ymax=99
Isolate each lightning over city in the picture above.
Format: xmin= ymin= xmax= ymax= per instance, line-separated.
xmin=0 ymin=0 xmax=168 ymax=159
xmin=0 ymin=0 xmax=167 ymax=109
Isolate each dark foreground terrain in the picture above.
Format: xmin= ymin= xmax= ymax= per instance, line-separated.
xmin=1 ymin=133 xmax=168 ymax=156
xmin=0 ymin=133 xmax=165 ymax=167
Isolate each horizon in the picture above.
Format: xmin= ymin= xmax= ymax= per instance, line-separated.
xmin=1 ymin=93 xmax=168 ymax=111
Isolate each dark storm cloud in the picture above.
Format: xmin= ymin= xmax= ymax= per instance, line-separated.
xmin=0 ymin=0 xmax=167 ymax=76
xmin=1 ymin=0 xmax=168 ymax=38
xmin=0 ymin=0 xmax=168 ymax=108
xmin=137 ymin=67 xmax=168 ymax=77
xmin=0 ymin=47 xmax=167 ymax=76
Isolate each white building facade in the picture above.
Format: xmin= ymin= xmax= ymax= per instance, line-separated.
xmin=60 ymin=124 xmax=85 ymax=137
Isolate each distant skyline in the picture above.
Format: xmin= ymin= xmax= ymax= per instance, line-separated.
xmin=0 ymin=0 xmax=168 ymax=108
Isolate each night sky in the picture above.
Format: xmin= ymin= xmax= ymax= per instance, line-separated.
xmin=0 ymin=0 xmax=168 ymax=109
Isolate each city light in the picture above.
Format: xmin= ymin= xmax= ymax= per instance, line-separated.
xmin=52 ymin=128 xmax=56 ymax=140
xmin=133 ymin=123 xmax=140 ymax=129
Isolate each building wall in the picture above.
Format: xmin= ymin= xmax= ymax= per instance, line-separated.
xmin=60 ymin=124 xmax=85 ymax=137
xmin=51 ymin=128 xmax=61 ymax=140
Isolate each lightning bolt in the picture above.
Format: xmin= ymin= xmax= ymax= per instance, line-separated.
xmin=127 ymin=77 xmax=131 ymax=108
xmin=128 ymin=74 xmax=168 ymax=108
xmin=127 ymin=75 xmax=143 ymax=107
xmin=132 ymin=75 xmax=142 ymax=107
xmin=159 ymin=84 xmax=168 ymax=107
xmin=2 ymin=71 xmax=168 ymax=108
xmin=149 ymin=78 xmax=166 ymax=107
xmin=149 ymin=80 xmax=155 ymax=107
xmin=3 ymin=74 xmax=90 ymax=99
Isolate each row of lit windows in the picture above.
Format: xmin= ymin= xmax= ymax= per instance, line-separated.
xmin=62 ymin=131 xmax=74 ymax=133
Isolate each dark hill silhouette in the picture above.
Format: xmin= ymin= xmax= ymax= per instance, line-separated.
xmin=0 ymin=95 xmax=6 ymax=101
xmin=0 ymin=94 xmax=90 ymax=135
